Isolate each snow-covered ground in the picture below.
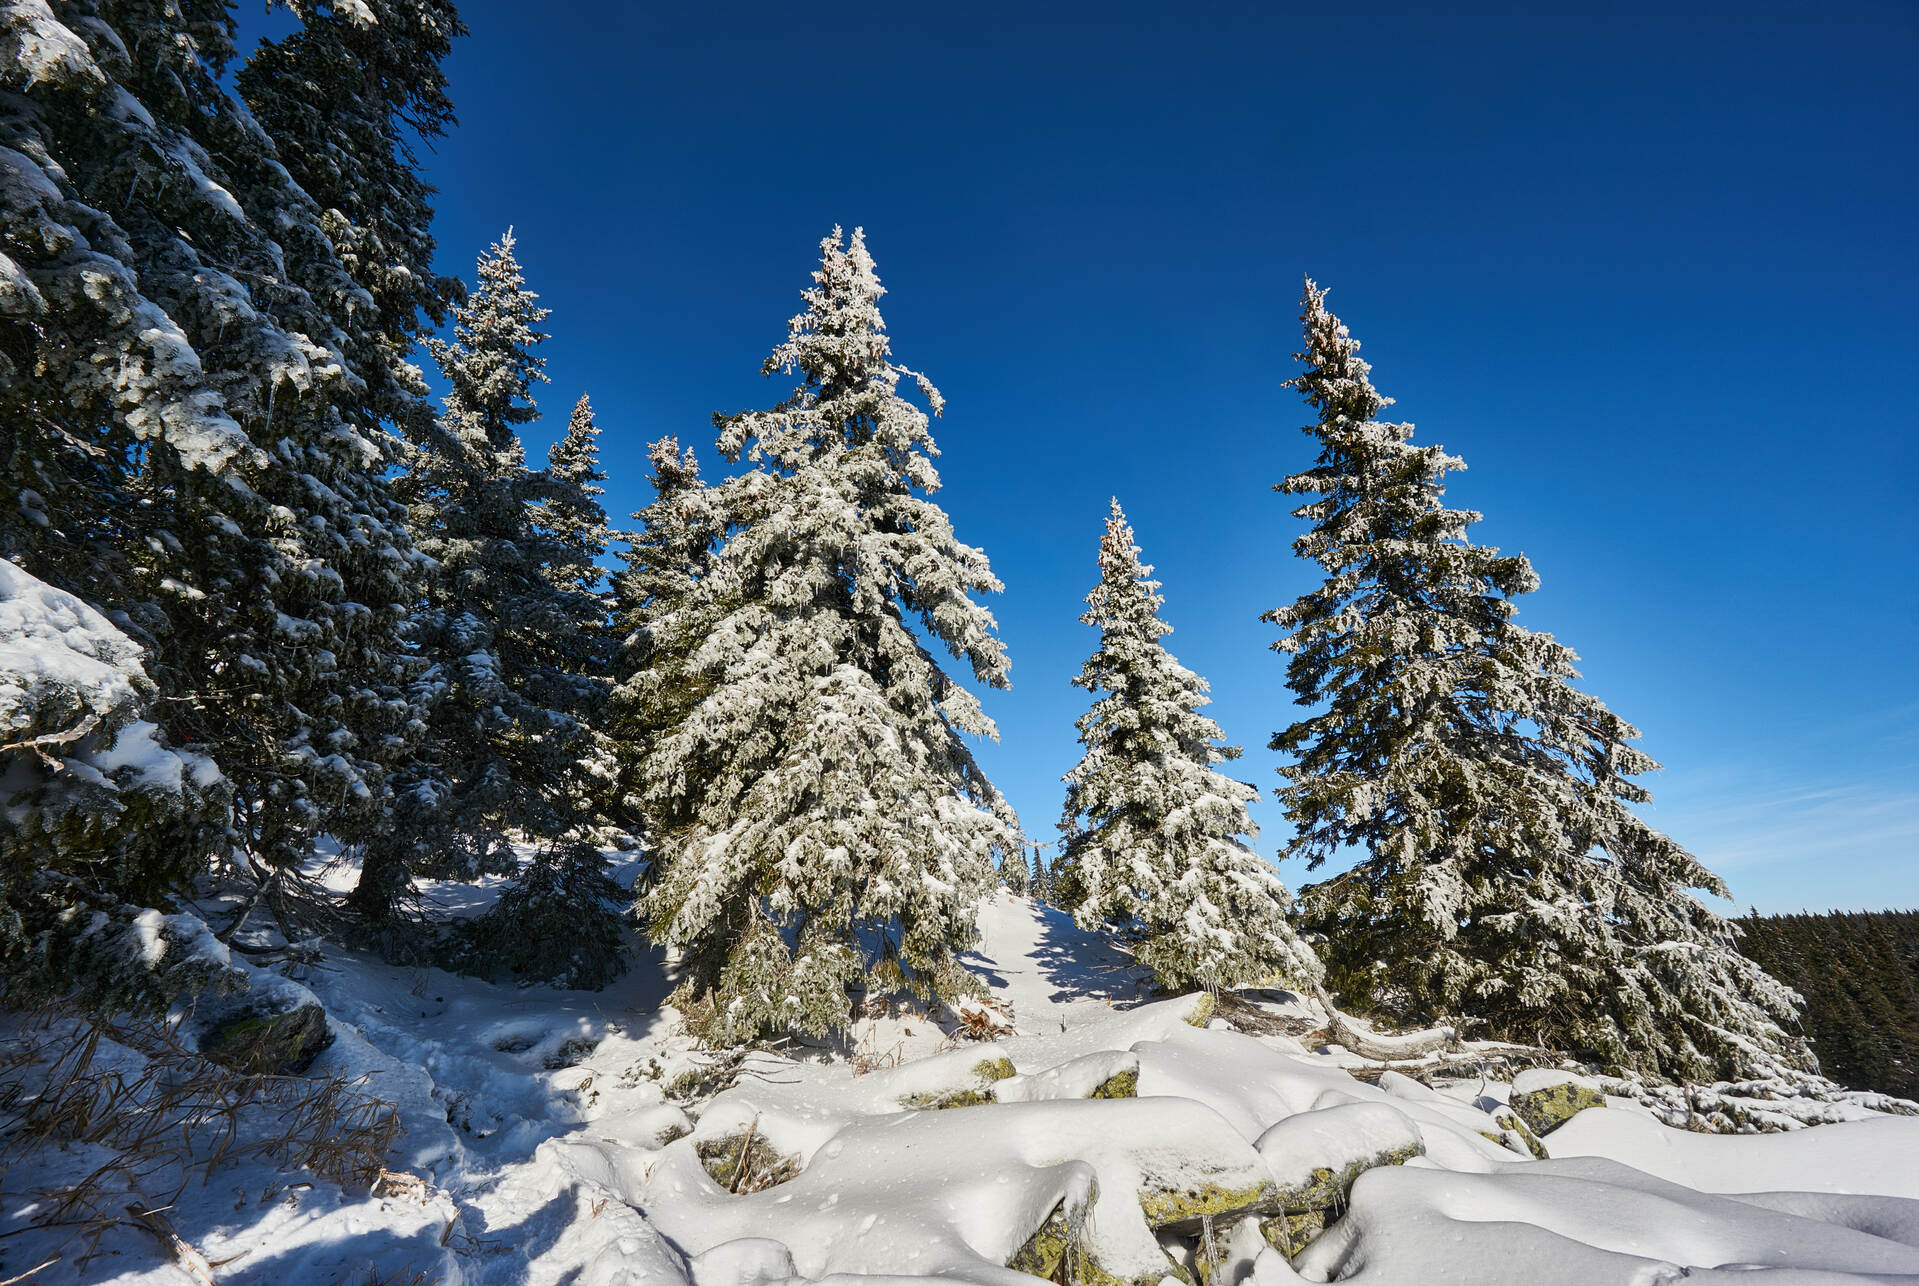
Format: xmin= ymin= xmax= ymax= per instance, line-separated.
xmin=4 ymin=889 xmax=1916 ymax=1285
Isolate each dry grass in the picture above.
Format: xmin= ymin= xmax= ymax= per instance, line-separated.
xmin=0 ymin=1009 xmax=402 ymax=1268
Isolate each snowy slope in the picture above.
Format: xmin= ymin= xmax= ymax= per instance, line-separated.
xmin=4 ymin=890 xmax=1916 ymax=1286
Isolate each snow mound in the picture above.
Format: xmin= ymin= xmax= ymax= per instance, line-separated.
xmin=6 ymin=890 xmax=1915 ymax=1285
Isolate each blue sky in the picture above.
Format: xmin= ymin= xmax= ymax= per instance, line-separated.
xmin=271 ymin=1 xmax=1917 ymax=912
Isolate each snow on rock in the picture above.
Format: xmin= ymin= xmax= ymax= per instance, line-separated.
xmin=1294 ymin=1157 xmax=1919 ymax=1284
xmin=994 ymin=1048 xmax=1137 ymax=1102
xmin=1545 ymin=1107 xmax=1919 ymax=1198
xmin=1256 ymin=1102 xmax=1424 ymax=1206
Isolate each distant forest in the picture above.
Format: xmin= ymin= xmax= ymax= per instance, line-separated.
xmin=1738 ymin=910 xmax=1919 ymax=1100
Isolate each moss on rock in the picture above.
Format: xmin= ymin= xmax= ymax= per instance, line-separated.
xmin=1090 ymin=1068 xmax=1139 ymax=1099
xmin=900 ymin=1056 xmax=1016 ymax=1109
xmin=1183 ymin=993 xmax=1217 ymax=1028
xmin=1493 ymin=1109 xmax=1550 ymax=1159
xmin=196 ymin=999 xmax=331 ymax=1076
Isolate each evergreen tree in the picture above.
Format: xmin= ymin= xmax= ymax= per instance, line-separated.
xmin=530 ymin=393 xmax=618 ymax=833
xmin=0 ymin=1 xmax=433 ymax=916
xmin=355 ymin=235 xmax=618 ymax=986
xmin=0 ymin=559 xmax=241 ymax=1011
xmin=1030 ymin=848 xmax=1051 ymax=905
xmin=1269 ymin=280 xmax=1802 ymax=1080
xmin=609 ymin=435 xmax=721 ymax=839
xmin=1001 ymin=848 xmax=1032 ymax=896
xmin=636 ymin=228 xmax=1017 ymax=1041
xmin=236 ymin=0 xmax=464 ymax=447
xmin=538 ymin=395 xmax=614 ymax=599
xmin=1061 ymin=501 xmax=1319 ymax=994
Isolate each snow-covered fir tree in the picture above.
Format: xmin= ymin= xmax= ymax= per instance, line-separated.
xmin=1030 ymin=848 xmax=1051 ymax=905
xmin=1001 ymin=848 xmax=1032 ymax=896
xmin=236 ymin=0 xmax=464 ymax=419
xmin=0 ymin=1 xmax=431 ymax=905
xmin=609 ymin=435 xmax=720 ymax=836
xmin=538 ymin=394 xmax=615 ymax=600
xmin=1061 ymin=500 xmax=1320 ymax=995
xmin=529 ymin=393 xmax=618 ymax=831
xmin=1268 ymin=280 xmax=1802 ymax=1080
xmin=636 ymin=228 xmax=1018 ymax=1041
xmin=358 ymin=235 xmax=623 ymax=983
xmin=0 ymin=560 xmax=240 ymax=1011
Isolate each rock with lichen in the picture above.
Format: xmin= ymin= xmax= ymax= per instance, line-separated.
xmin=1254 ymin=1102 xmax=1425 ymax=1212
xmin=997 ymin=1050 xmax=1140 ymax=1103
xmin=1510 ymin=1070 xmax=1607 ymax=1136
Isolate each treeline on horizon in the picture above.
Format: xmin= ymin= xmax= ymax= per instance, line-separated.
xmin=0 ymin=0 xmax=1851 ymax=1091
xmin=1737 ymin=910 xmax=1919 ymax=1100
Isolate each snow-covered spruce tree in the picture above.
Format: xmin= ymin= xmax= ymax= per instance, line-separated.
xmin=528 ymin=393 xmax=619 ymax=831
xmin=1030 ymin=849 xmax=1051 ymax=905
xmin=1061 ymin=500 xmax=1319 ymax=995
xmin=637 ymin=228 xmax=1018 ymax=1041
xmin=236 ymin=0 xmax=465 ymax=445
xmin=0 ymin=559 xmax=243 ymax=1012
xmin=0 ymin=1 xmax=429 ymax=891
xmin=1001 ymin=848 xmax=1031 ymax=896
xmin=359 ymin=235 xmax=624 ymax=985
xmin=1268 ymin=280 xmax=1802 ymax=1080
xmin=608 ymin=435 xmax=721 ymax=839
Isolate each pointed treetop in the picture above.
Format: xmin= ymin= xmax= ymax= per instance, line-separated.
xmin=646 ymin=435 xmax=703 ymax=498
xmin=1286 ymin=278 xmax=1393 ymax=427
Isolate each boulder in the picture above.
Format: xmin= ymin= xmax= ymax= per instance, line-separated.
xmin=193 ymin=992 xmax=332 ymax=1076
xmin=1509 ymin=1070 xmax=1606 ymax=1136
xmin=1254 ymin=1102 xmax=1425 ymax=1213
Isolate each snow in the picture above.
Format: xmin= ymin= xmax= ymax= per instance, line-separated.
xmin=1546 ymin=1107 xmax=1919 ymax=1198
xmin=4 ymin=888 xmax=1915 ymax=1286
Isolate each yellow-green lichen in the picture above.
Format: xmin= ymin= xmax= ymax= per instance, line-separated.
xmin=1007 ymin=1196 xmax=1079 ymax=1279
xmin=901 ymin=1057 xmax=1017 ymax=1110
xmin=1269 ymin=1141 xmax=1422 ymax=1213
xmin=1090 ymin=1068 xmax=1138 ymax=1099
xmin=1493 ymin=1109 xmax=1549 ymax=1159
xmin=1259 ymin=1209 xmax=1326 ymax=1258
xmin=1510 ymin=1080 xmax=1605 ymax=1137
xmin=1183 ymin=993 xmax=1218 ymax=1028
xmin=899 ymin=1088 xmax=994 ymax=1110
xmin=1138 ymin=1178 xmax=1275 ymax=1230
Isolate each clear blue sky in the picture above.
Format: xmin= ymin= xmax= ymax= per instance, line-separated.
xmin=267 ymin=1 xmax=1919 ymax=913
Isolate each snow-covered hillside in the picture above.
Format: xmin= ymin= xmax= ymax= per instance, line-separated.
xmin=5 ymin=890 xmax=1916 ymax=1286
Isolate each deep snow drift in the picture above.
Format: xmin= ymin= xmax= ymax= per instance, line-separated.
xmin=3 ymin=888 xmax=1916 ymax=1285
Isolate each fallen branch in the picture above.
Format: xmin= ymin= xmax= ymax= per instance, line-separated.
xmin=1310 ymin=982 xmax=1460 ymax=1061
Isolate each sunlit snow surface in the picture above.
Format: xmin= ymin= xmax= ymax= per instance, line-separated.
xmin=4 ymin=888 xmax=1915 ymax=1285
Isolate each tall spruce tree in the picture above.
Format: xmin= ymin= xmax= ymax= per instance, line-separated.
xmin=636 ymin=228 xmax=1017 ymax=1041
xmin=353 ymin=236 xmax=603 ymax=935
xmin=1062 ymin=500 xmax=1320 ymax=994
xmin=0 ymin=0 xmax=435 ymax=947
xmin=530 ymin=393 xmax=618 ymax=832
xmin=1268 ymin=280 xmax=1802 ymax=1080
xmin=609 ymin=435 xmax=720 ymax=838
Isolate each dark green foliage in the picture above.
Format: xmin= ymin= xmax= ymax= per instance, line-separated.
xmin=1738 ymin=909 xmax=1919 ymax=1100
xmin=450 ymin=842 xmax=633 ymax=990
